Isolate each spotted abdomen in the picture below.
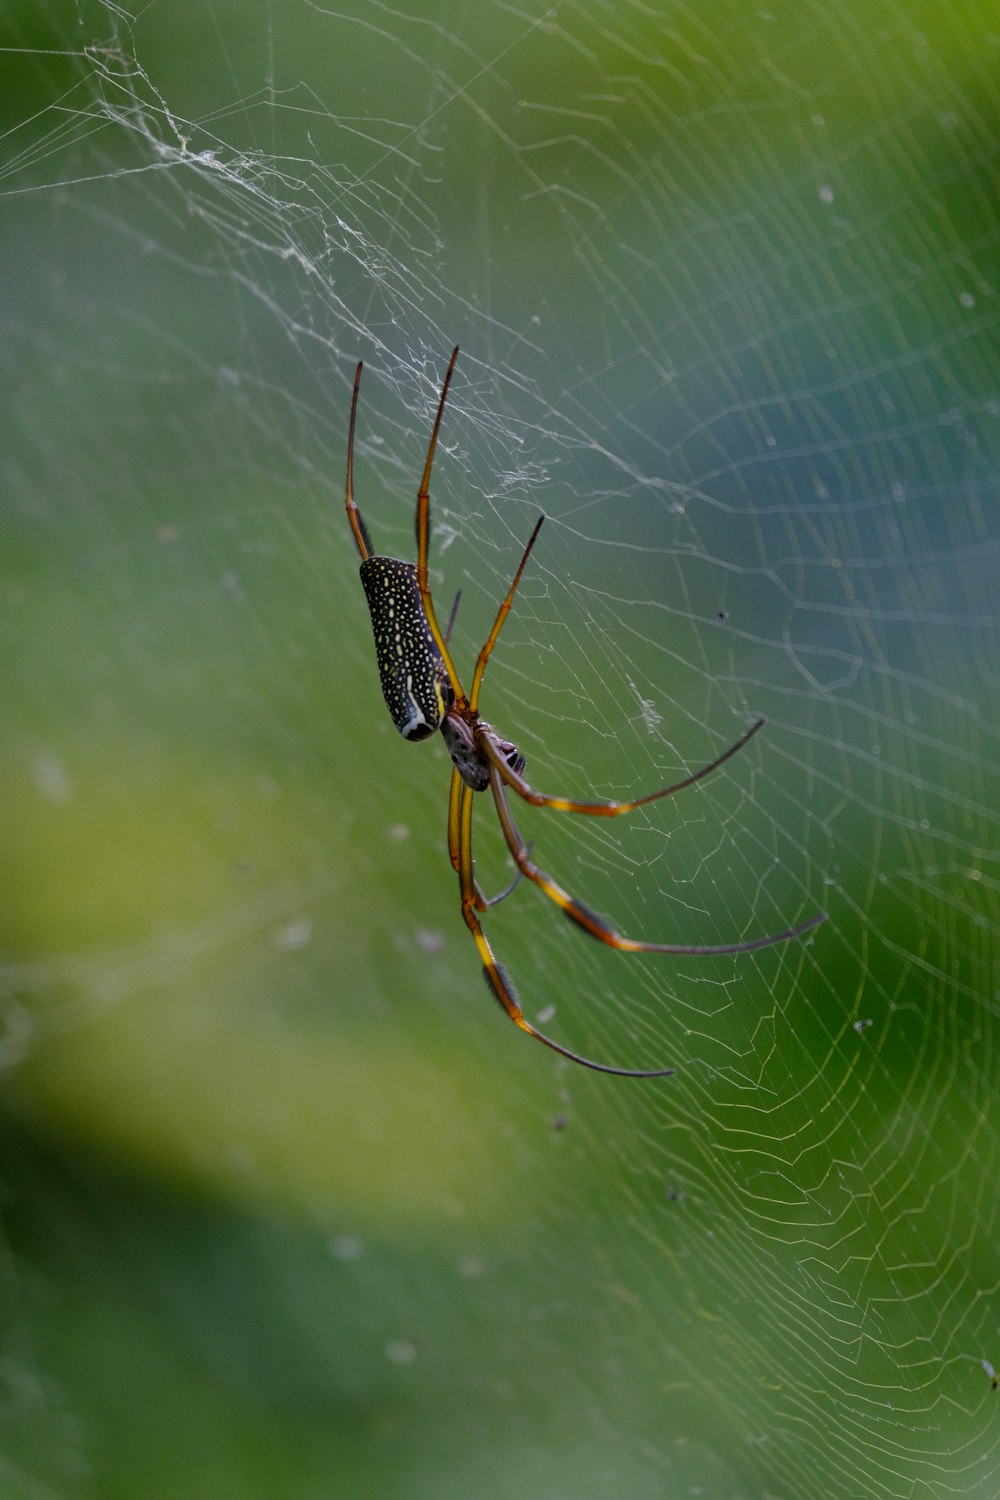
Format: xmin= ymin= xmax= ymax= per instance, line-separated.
xmin=359 ymin=556 xmax=452 ymax=741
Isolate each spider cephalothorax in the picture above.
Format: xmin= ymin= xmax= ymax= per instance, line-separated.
xmin=440 ymin=712 xmax=524 ymax=792
xmin=345 ymin=346 xmax=826 ymax=1077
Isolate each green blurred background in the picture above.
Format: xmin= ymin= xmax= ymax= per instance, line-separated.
xmin=2 ymin=1 xmax=998 ymax=1496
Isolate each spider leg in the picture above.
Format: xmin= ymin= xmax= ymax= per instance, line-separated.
xmin=447 ymin=764 xmax=463 ymax=875
xmin=469 ymin=515 xmax=545 ymax=713
xmin=487 ymin=763 xmax=826 ymax=953
xmin=447 ymin=766 xmax=524 ymax=910
xmin=443 ymin=589 xmax=462 ymax=646
xmin=456 ymin=773 xmax=674 ymax=1077
xmin=479 ymin=856 xmax=529 ymax=910
xmin=415 ymin=346 xmax=467 ymax=707
xmin=345 ymin=362 xmax=375 ymax=561
xmin=481 ymin=717 xmax=777 ymax=816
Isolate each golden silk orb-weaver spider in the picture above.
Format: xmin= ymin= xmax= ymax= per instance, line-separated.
xmin=345 ymin=347 xmax=827 ymax=1078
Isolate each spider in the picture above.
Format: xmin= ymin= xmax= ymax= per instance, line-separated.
xmin=345 ymin=347 xmax=826 ymax=1078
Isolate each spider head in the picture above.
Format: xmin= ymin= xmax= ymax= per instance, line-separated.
xmin=443 ymin=722 xmax=525 ymax=789
xmin=441 ymin=711 xmax=489 ymax=791
xmin=441 ymin=714 xmax=526 ymax=791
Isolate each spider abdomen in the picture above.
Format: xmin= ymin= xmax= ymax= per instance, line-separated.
xmin=360 ymin=555 xmax=452 ymax=741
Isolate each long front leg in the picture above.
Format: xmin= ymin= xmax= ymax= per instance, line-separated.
xmin=345 ymin=362 xmax=375 ymax=560
xmin=415 ymin=346 xmax=466 ymax=706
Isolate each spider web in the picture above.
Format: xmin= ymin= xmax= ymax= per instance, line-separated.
xmin=2 ymin=1 xmax=998 ymax=1496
